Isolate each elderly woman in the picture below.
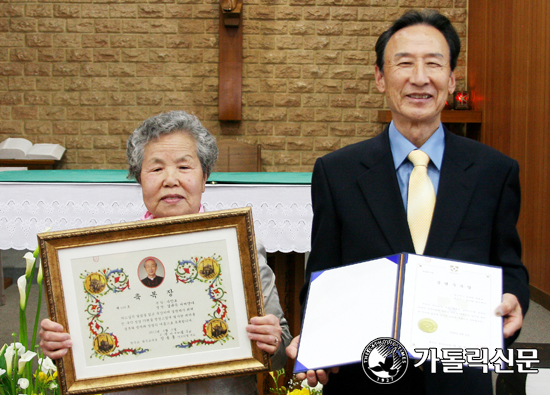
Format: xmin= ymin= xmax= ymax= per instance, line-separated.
xmin=39 ymin=111 xmax=292 ymax=395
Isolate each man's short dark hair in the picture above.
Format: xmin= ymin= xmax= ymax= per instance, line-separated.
xmin=375 ymin=9 xmax=461 ymax=73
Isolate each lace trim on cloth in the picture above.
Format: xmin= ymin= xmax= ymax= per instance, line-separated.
xmin=0 ymin=183 xmax=312 ymax=253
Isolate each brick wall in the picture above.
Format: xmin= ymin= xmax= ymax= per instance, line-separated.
xmin=0 ymin=1 xmax=467 ymax=172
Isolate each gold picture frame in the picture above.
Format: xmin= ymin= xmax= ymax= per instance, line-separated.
xmin=38 ymin=207 xmax=269 ymax=395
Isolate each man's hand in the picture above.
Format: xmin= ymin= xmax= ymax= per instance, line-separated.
xmin=495 ymin=293 xmax=523 ymax=338
xmin=285 ymin=335 xmax=339 ymax=387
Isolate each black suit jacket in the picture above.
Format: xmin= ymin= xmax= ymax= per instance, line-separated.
xmin=141 ymin=275 xmax=164 ymax=288
xmin=302 ymin=126 xmax=529 ymax=394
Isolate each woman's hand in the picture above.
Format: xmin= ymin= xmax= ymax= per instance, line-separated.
xmin=39 ymin=318 xmax=72 ymax=360
xmin=246 ymin=314 xmax=282 ymax=355
xmin=286 ymin=335 xmax=339 ymax=387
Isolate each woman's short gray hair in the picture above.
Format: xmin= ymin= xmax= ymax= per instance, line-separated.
xmin=126 ymin=111 xmax=218 ymax=182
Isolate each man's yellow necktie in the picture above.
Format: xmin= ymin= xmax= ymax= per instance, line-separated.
xmin=407 ymin=150 xmax=436 ymax=255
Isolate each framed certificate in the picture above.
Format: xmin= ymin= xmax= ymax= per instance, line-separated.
xmin=38 ymin=207 xmax=269 ymax=395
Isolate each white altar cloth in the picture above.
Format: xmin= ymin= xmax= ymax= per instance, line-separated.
xmin=0 ymin=182 xmax=312 ymax=253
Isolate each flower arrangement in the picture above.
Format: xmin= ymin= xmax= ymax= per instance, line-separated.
xmin=268 ymin=368 xmax=323 ymax=395
xmin=0 ymin=245 xmax=61 ymax=395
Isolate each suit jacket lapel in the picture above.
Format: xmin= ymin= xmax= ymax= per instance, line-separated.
xmin=425 ymin=130 xmax=478 ymax=257
xmin=356 ymin=128 xmax=414 ymax=254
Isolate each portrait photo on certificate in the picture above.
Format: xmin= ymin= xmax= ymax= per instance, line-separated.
xmin=38 ymin=208 xmax=269 ymax=395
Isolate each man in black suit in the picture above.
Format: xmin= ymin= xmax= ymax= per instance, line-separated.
xmin=286 ymin=9 xmax=529 ymax=395
xmin=141 ymin=258 xmax=164 ymax=288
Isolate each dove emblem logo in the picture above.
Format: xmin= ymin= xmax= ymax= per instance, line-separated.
xmin=361 ymin=337 xmax=409 ymax=384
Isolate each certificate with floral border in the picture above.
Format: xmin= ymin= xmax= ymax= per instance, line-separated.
xmin=38 ymin=207 xmax=269 ymax=395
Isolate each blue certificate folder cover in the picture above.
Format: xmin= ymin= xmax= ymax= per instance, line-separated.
xmin=294 ymin=253 xmax=503 ymax=374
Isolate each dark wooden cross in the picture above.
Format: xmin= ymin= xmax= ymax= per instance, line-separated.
xmin=218 ymin=0 xmax=243 ymax=121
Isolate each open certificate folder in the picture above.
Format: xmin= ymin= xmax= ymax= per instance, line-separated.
xmin=294 ymin=253 xmax=503 ymax=373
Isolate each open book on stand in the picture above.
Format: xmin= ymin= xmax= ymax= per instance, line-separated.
xmin=0 ymin=138 xmax=65 ymax=160
xmin=294 ymin=253 xmax=503 ymax=373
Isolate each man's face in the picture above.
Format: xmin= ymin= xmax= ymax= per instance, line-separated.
xmin=144 ymin=260 xmax=157 ymax=277
xmin=375 ymin=24 xmax=456 ymax=132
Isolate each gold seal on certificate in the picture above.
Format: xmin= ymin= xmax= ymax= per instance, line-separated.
xmin=198 ymin=257 xmax=221 ymax=280
xmin=93 ymin=333 xmax=116 ymax=355
xmin=206 ymin=319 xmax=229 ymax=340
xmin=418 ymin=318 xmax=438 ymax=333
xmin=84 ymin=272 xmax=107 ymax=294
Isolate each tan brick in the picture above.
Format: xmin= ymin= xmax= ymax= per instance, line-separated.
xmin=0 ymin=121 xmax=22 ymax=134
xmin=0 ymin=19 xmax=8 ymax=33
xmin=67 ymin=107 xmax=93 ymax=120
xmin=166 ymin=5 xmax=193 ymax=19
xmin=53 ymin=5 xmax=80 ymax=18
xmin=258 ymin=137 xmax=285 ymax=150
xmin=136 ymin=92 xmax=163 ymax=106
xmin=1 ymin=5 xmax=24 ymax=18
xmin=121 ymin=49 xmax=149 ymax=62
xmin=288 ymin=108 xmax=314 ymax=122
xmin=8 ymin=77 xmax=35 ymax=91
xmin=260 ymin=79 xmax=287 ymax=93
xmin=247 ymin=64 xmax=274 ymax=78
xmin=136 ymin=63 xmax=163 ymax=77
xmin=36 ymin=77 xmax=63 ymax=91
xmin=0 ymin=106 xmax=10 ymax=119
xmin=302 ymin=152 xmax=322 ymax=166
xmin=94 ymin=49 xmax=120 ymax=62
xmin=53 ymin=121 xmax=80 ymax=135
xmin=0 ymin=33 xmax=24 ymax=47
xmin=343 ymin=22 xmax=371 ymax=36
xmin=274 ymin=123 xmax=301 ymax=136
xmin=93 ymin=136 xmax=120 ymax=149
xmin=303 ymin=123 xmax=329 ymax=136
xmin=358 ymin=7 xmax=386 ymax=21
xmin=303 ymin=36 xmax=330 ymax=50
xmin=303 ymin=94 xmax=329 ymax=107
xmin=66 ymin=49 xmax=92 ymax=62
xmin=273 ymin=65 xmax=300 ymax=79
xmin=245 ymin=93 xmax=273 ymax=107
xmin=52 ymin=92 xmax=79 ymax=106
xmin=138 ymin=34 xmax=165 ymax=48
xmin=138 ymin=5 xmax=164 ymax=18
xmin=315 ymin=51 xmax=341 ymax=64
xmin=80 ymin=64 xmax=108 ymax=77
xmin=38 ymin=19 xmax=64 ymax=33
xmin=304 ymin=7 xmax=330 ymax=20
xmin=330 ymin=94 xmax=356 ymax=108
xmin=0 ymin=63 xmax=23 ymax=76
xmin=317 ymin=21 xmax=343 ymax=36
xmin=316 ymin=108 xmax=342 ymax=122
xmin=24 ymin=92 xmax=51 ymax=105
xmin=247 ymin=122 xmax=273 ymax=136
xmin=26 ymin=34 xmax=52 ymax=48
xmin=109 ymin=64 xmax=136 ymax=77
xmin=0 ymin=49 xmax=6 ymax=61
xmin=149 ymin=77 xmax=175 ymax=91
xmin=53 ymin=34 xmax=80 ymax=48
xmin=24 ymin=121 xmax=51 ymax=135
xmin=82 ymin=121 xmax=108 ymax=134
xmin=82 ymin=34 xmax=109 ymax=48
xmin=37 ymin=49 xmax=65 ymax=62
xmin=329 ymin=124 xmax=356 ymax=137
xmin=259 ymin=108 xmax=287 ymax=121
xmin=106 ymin=150 xmax=127 ymax=164
xmin=343 ymin=80 xmax=370 ymax=94
xmin=65 ymin=78 xmax=91 ymax=91
xmin=95 ymin=19 xmax=120 ymax=33
xmin=119 ymin=77 xmax=148 ymax=91
xmin=35 ymin=135 xmax=64 ymax=145
xmin=0 ymin=92 xmax=22 ymax=105
xmin=12 ymin=106 xmax=38 ymax=120
xmin=53 ymin=63 xmax=80 ymax=76
xmin=274 ymin=93 xmax=301 ymax=107
xmin=40 ymin=106 xmax=66 ymax=120
xmin=174 ymin=77 xmax=203 ymax=91
xmin=276 ymin=7 xmax=302 ymax=20
xmin=66 ymin=135 xmax=92 ymax=149
xmin=109 ymin=121 xmax=136 ymax=135
xmin=110 ymin=5 xmax=137 ymax=19
xmin=149 ymin=20 xmax=178 ymax=34
xmin=10 ymin=19 xmax=36 ymax=33
xmin=67 ymin=19 xmax=95 ymax=33
xmin=288 ymin=80 xmax=314 ymax=93
xmin=108 ymin=92 xmax=135 ymax=106
xmin=315 ymin=137 xmax=340 ymax=151
xmin=166 ymin=35 xmax=192 ymax=48
xmin=287 ymin=137 xmax=313 ymax=151
xmin=82 ymin=5 xmax=109 ymax=19
xmin=79 ymin=150 xmax=105 ymax=164
xmin=111 ymin=35 xmax=137 ymax=48
xmin=273 ymin=152 xmax=300 ymax=166
xmin=177 ymin=20 xmax=204 ymax=34
xmin=81 ymin=92 xmax=107 ymax=106
xmin=357 ymin=123 xmax=383 ymax=138
xmin=91 ymin=77 xmax=118 ymax=91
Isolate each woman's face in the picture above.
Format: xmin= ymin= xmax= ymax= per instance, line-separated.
xmin=139 ymin=131 xmax=207 ymax=219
